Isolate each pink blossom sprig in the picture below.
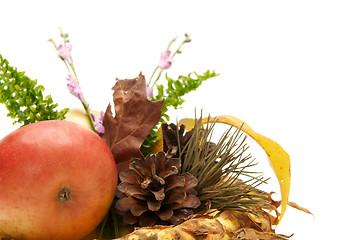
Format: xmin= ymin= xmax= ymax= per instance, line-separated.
xmin=66 ymin=73 xmax=84 ymax=102
xmin=158 ymin=50 xmax=174 ymax=73
xmin=146 ymin=83 xmax=153 ymax=99
xmin=148 ymin=33 xmax=191 ymax=89
xmin=57 ymin=43 xmax=72 ymax=64
xmin=92 ymin=111 xmax=105 ymax=134
xmin=49 ymin=31 xmax=103 ymax=134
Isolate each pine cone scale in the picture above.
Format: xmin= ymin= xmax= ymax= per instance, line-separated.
xmin=150 ymin=188 xmax=165 ymax=201
xmin=155 ymin=150 xmax=166 ymax=172
xmin=164 ymin=175 xmax=186 ymax=191
xmin=163 ymin=158 xmax=181 ymax=173
xmin=181 ymin=172 xmax=198 ymax=192
xmin=122 ymin=211 xmax=139 ymax=225
xmin=129 ymin=158 xmax=151 ymax=179
xmin=170 ymin=208 xmax=195 ymax=225
xmin=119 ymin=170 xmax=139 ymax=184
xmin=116 ymin=197 xmax=148 ymax=217
xmin=139 ymin=212 xmax=158 ymax=227
xmin=147 ymin=200 xmax=162 ymax=211
xmin=118 ymin=182 xmax=150 ymax=199
xmin=173 ymin=194 xmax=201 ymax=209
xmin=156 ymin=206 xmax=174 ymax=221
xmin=165 ymin=188 xmax=187 ymax=204
xmin=158 ymin=168 xmax=178 ymax=179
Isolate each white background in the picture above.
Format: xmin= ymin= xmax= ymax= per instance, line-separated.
xmin=1 ymin=1 xmax=361 ymax=239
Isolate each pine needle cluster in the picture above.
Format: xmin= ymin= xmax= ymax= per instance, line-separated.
xmin=178 ymin=116 xmax=271 ymax=214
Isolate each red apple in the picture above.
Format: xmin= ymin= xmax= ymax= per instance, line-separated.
xmin=0 ymin=120 xmax=118 ymax=240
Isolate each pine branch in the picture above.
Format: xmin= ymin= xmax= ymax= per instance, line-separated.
xmin=179 ymin=116 xmax=270 ymax=214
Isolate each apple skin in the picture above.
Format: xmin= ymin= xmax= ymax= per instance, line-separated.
xmin=0 ymin=120 xmax=118 ymax=240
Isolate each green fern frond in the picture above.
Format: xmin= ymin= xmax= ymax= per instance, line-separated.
xmin=0 ymin=54 xmax=68 ymax=126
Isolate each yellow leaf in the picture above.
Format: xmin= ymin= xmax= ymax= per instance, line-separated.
xmin=65 ymin=108 xmax=101 ymax=130
xmin=177 ymin=118 xmax=197 ymax=131
xmin=179 ymin=115 xmax=291 ymax=224
xmin=150 ymin=127 xmax=164 ymax=153
xmin=288 ymin=201 xmax=312 ymax=215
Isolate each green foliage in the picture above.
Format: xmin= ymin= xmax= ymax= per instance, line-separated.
xmin=141 ymin=70 xmax=219 ymax=154
xmin=141 ymin=128 xmax=161 ymax=155
xmin=0 ymin=54 xmax=68 ymax=126
xmin=153 ymin=70 xmax=219 ymax=125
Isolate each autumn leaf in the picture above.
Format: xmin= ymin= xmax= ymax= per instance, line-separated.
xmin=115 ymin=210 xmax=291 ymax=240
xmin=101 ymin=73 xmax=164 ymax=173
xmin=288 ymin=201 xmax=313 ymax=215
xmin=232 ymin=228 xmax=291 ymax=240
xmin=179 ymin=115 xmax=291 ymax=224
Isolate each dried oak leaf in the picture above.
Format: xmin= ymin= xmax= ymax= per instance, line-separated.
xmin=101 ymin=73 xmax=164 ymax=173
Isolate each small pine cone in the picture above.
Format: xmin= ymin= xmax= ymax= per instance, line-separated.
xmin=162 ymin=123 xmax=216 ymax=161
xmin=162 ymin=123 xmax=193 ymax=157
xmin=115 ymin=151 xmax=201 ymax=227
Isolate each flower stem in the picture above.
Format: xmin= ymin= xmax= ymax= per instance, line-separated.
xmin=67 ymin=61 xmax=96 ymax=132
xmin=148 ymin=36 xmax=177 ymax=86
xmin=149 ymin=34 xmax=191 ymax=88
xmin=81 ymin=100 xmax=96 ymax=132
xmin=148 ymin=66 xmax=159 ymax=86
xmin=172 ymin=35 xmax=190 ymax=58
xmin=50 ymin=34 xmax=97 ymax=133
xmin=151 ymin=72 xmax=162 ymax=88
xmin=49 ymin=39 xmax=72 ymax=72
xmin=166 ymin=37 xmax=176 ymax=50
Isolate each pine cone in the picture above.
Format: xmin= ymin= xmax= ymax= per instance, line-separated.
xmin=162 ymin=123 xmax=216 ymax=156
xmin=115 ymin=151 xmax=201 ymax=227
xmin=162 ymin=123 xmax=193 ymax=157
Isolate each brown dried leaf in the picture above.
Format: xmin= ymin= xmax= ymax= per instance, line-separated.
xmin=115 ymin=210 xmax=290 ymax=240
xmin=232 ymin=228 xmax=292 ymax=240
xmin=288 ymin=201 xmax=313 ymax=215
xmin=101 ymin=73 xmax=164 ymax=173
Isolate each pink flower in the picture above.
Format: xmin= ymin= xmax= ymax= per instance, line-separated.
xmin=58 ymin=43 xmax=72 ymax=64
xmin=92 ymin=111 xmax=105 ymax=134
xmin=158 ymin=50 xmax=174 ymax=73
xmin=146 ymin=84 xmax=153 ymax=99
xmin=66 ymin=73 xmax=84 ymax=102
